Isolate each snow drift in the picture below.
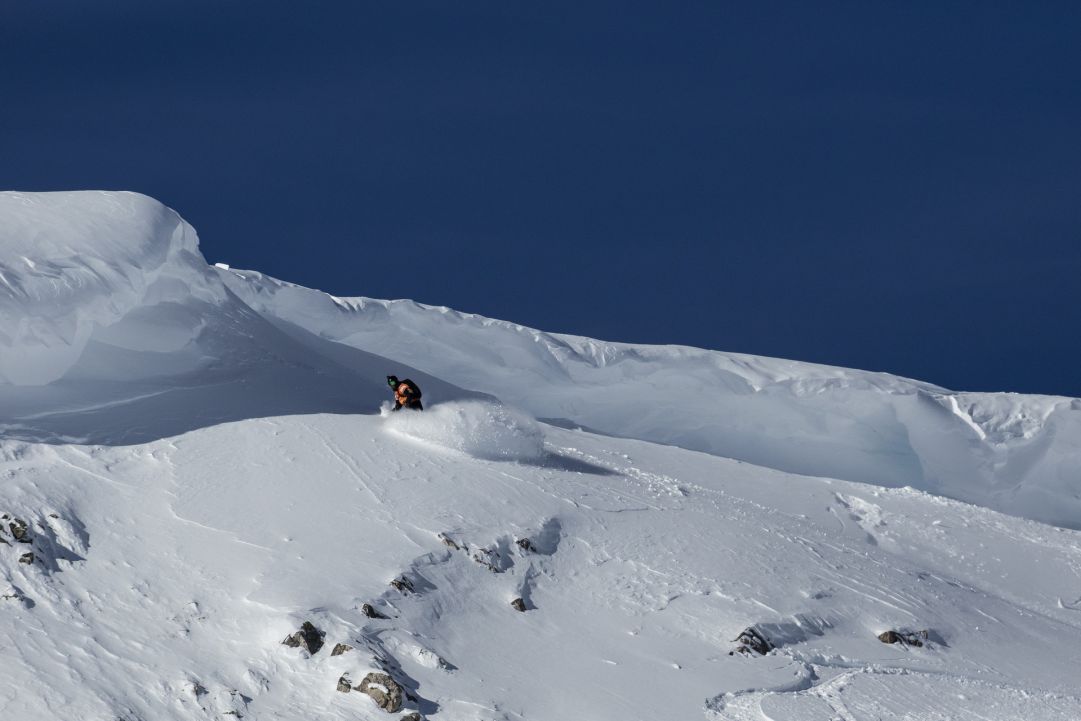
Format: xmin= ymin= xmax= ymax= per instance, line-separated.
xmin=0 ymin=191 xmax=477 ymax=444
xmin=382 ymin=400 xmax=545 ymax=461
xmin=0 ymin=191 xmax=226 ymax=385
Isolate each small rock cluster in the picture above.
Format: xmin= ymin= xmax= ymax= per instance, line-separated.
xmin=0 ymin=514 xmax=35 ymax=567
xmin=440 ymin=530 xmax=540 ymax=575
xmin=336 ymin=670 xmax=417 ymax=715
xmin=281 ymin=527 xmax=555 ymax=716
xmin=283 ymin=619 xmax=424 ymax=717
xmin=281 ymin=621 xmax=325 ymax=655
xmin=390 ymin=576 xmax=415 ymax=594
xmin=0 ymin=510 xmax=87 ymax=574
xmin=730 ymin=626 xmax=775 ymax=656
xmin=515 ymin=537 xmax=537 ymax=553
xmin=729 ymin=620 xmax=934 ymax=657
xmin=878 ymin=629 xmax=929 ymax=647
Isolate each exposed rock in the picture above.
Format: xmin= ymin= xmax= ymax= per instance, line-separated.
xmin=356 ymin=672 xmax=403 ymax=713
xmin=390 ymin=576 xmax=415 ymax=594
xmin=515 ymin=537 xmax=536 ymax=553
xmin=471 ymin=547 xmax=503 ymax=573
xmin=878 ymin=629 xmax=927 ymax=647
xmin=336 ymin=674 xmax=352 ymax=693
xmin=511 ymin=597 xmax=527 ymax=612
xmin=331 ymin=643 xmax=353 ymax=657
xmin=281 ymin=621 xmax=325 ymax=655
xmin=9 ymin=518 xmax=31 ymax=543
xmin=362 ymin=603 xmax=389 ymax=619
xmin=401 ymin=714 xmax=423 ymax=721
xmin=438 ymin=532 xmax=461 ymax=551
xmin=730 ymin=626 xmax=774 ymax=656
xmin=18 ymin=552 xmax=34 ymax=565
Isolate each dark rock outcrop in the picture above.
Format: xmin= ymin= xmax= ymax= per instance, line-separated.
xmin=281 ymin=621 xmax=325 ymax=655
xmin=390 ymin=577 xmax=415 ymax=594
xmin=362 ymin=603 xmax=389 ymax=619
xmin=730 ymin=627 xmax=774 ymax=656
xmin=8 ymin=518 xmax=31 ymax=543
xmin=331 ymin=643 xmax=353 ymax=657
xmin=438 ymin=532 xmax=461 ymax=551
xmin=336 ymin=674 xmax=352 ymax=693
xmin=401 ymin=714 xmax=423 ymax=721
xmin=511 ymin=597 xmax=527 ymax=612
xmin=515 ymin=537 xmax=536 ymax=553
xmin=878 ymin=629 xmax=928 ymax=647
xmin=357 ymin=672 xmax=403 ymax=713
xmin=18 ymin=552 xmax=34 ymax=565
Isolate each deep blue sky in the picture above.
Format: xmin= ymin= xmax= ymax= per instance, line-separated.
xmin=4 ymin=2 xmax=1080 ymax=395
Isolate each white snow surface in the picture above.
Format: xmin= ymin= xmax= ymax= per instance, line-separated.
xmin=220 ymin=268 xmax=1081 ymax=529
xmin=2 ymin=191 xmax=1081 ymax=721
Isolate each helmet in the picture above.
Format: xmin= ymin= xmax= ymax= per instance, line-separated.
xmin=387 ymin=375 xmax=399 ymax=387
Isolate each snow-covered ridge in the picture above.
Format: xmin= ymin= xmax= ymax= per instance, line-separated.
xmin=1 ymin=190 xmax=1079 ymax=526
xmin=0 ymin=191 xmax=226 ymax=385
xmin=0 ymin=191 xmax=475 ymax=443
xmin=220 ymin=269 xmax=1081 ymax=528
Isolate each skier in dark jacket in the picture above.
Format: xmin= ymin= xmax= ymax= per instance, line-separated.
xmin=387 ymin=375 xmax=423 ymax=411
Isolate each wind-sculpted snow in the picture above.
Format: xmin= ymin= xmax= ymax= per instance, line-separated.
xmin=221 ymin=268 xmax=1081 ymax=528
xmin=382 ymin=400 xmax=545 ymax=462
xmin=0 ymin=192 xmax=478 ymax=443
xmin=0 ymin=191 xmax=226 ymax=385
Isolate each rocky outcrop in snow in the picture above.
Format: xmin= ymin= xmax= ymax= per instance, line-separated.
xmin=357 ymin=672 xmax=403 ymax=713
xmin=281 ymin=621 xmax=324 ymax=655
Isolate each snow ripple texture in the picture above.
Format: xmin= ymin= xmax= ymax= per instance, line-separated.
xmin=382 ymin=400 xmax=546 ymax=461
xmin=0 ymin=191 xmax=226 ymax=385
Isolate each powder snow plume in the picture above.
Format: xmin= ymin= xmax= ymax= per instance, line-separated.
xmin=381 ymin=400 xmax=546 ymax=462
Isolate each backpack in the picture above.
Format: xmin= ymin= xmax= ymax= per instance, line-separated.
xmin=400 ymin=379 xmax=422 ymax=399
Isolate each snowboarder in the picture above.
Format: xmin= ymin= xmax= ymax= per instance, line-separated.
xmin=387 ymin=375 xmax=423 ymax=411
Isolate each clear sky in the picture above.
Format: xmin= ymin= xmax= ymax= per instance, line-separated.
xmin=4 ymin=2 xmax=1079 ymax=396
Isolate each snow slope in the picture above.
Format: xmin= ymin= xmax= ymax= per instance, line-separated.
xmin=3 ymin=191 xmax=1081 ymax=721
xmin=0 ymin=192 xmax=477 ymax=445
xmin=221 ymin=269 xmax=1081 ymax=529
xmin=5 ymin=412 xmax=1081 ymax=720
